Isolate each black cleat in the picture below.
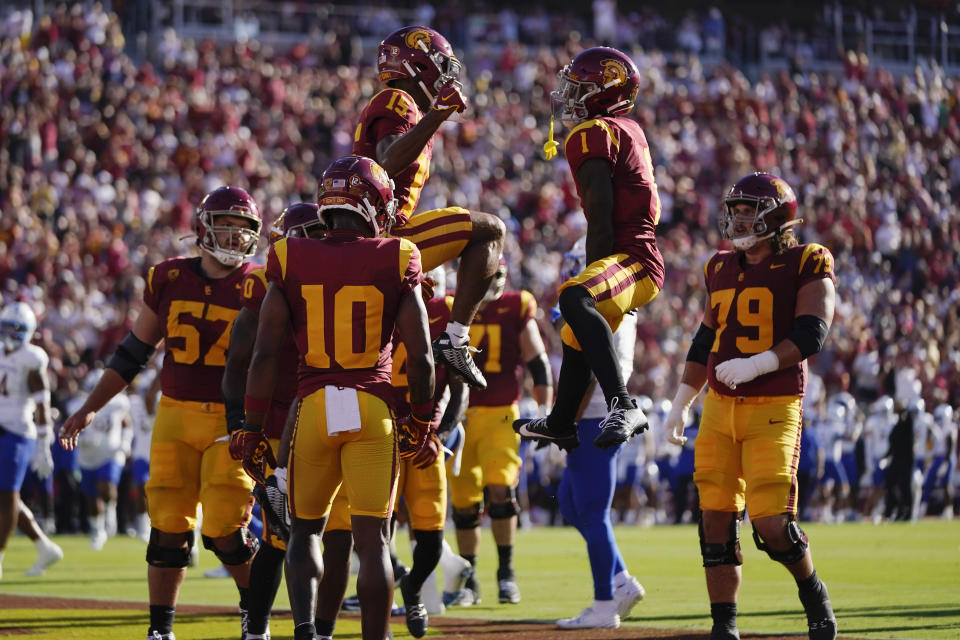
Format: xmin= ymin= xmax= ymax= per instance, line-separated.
xmin=399 ymin=575 xmax=428 ymax=638
xmin=513 ymin=417 xmax=576 ymax=443
xmin=709 ymin=626 xmax=740 ymax=640
xmin=593 ymin=397 xmax=648 ymax=449
xmin=801 ymin=580 xmax=837 ymax=640
xmin=432 ymin=332 xmax=487 ymax=389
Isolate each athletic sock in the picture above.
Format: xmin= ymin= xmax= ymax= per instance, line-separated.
xmin=461 ymin=554 xmax=478 ymax=590
xmin=314 ymin=618 xmax=335 ymax=638
xmin=293 ymin=621 xmax=317 ymax=640
xmin=444 ymin=321 xmax=470 ymax=347
xmin=149 ymin=605 xmax=176 ymax=636
xmin=710 ymin=602 xmax=739 ymax=640
xmin=247 ymin=544 xmax=285 ymax=634
xmin=496 ymin=545 xmax=514 ymax=580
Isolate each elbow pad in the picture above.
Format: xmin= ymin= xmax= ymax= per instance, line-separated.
xmin=788 ymin=315 xmax=829 ymax=359
xmin=526 ymin=353 xmax=551 ymax=387
xmin=686 ymin=323 xmax=716 ymax=365
xmin=107 ymin=332 xmax=156 ymax=384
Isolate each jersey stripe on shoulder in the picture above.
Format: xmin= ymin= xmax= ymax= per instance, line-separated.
xmin=519 ymin=290 xmax=536 ymax=318
xmin=249 ymin=268 xmax=267 ymax=290
xmin=398 ymin=238 xmax=417 ymax=279
xmin=274 ymin=238 xmax=290 ymax=280
xmin=564 ymin=118 xmax=620 ymax=151
xmin=798 ymin=243 xmax=828 ymax=274
xmin=147 ymin=266 xmax=157 ymax=295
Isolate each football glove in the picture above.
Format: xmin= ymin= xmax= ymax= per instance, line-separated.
xmin=432 ymin=78 xmax=467 ymax=114
xmin=715 ymin=351 xmax=779 ymax=389
xmin=230 ymin=424 xmax=276 ymax=487
xmin=397 ymin=411 xmax=432 ymax=461
xmin=411 ymin=431 xmax=442 ymax=470
xmin=29 ymin=426 xmax=54 ymax=480
xmin=253 ymin=470 xmax=290 ymax=542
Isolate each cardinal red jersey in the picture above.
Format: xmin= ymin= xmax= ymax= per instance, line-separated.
xmin=353 ymin=88 xmax=433 ymax=225
xmin=467 ymin=290 xmax=537 ymax=407
xmin=265 ymin=229 xmax=422 ymax=409
xmin=392 ymin=296 xmax=451 ymax=427
xmin=144 ymin=257 xmax=256 ymax=403
xmin=704 ymin=243 xmax=836 ymax=397
xmin=564 ymin=116 xmax=665 ymax=290
xmin=241 ymin=267 xmax=299 ymax=438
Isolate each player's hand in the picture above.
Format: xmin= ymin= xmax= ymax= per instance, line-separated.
xmin=664 ymin=403 xmax=690 ymax=446
xmin=30 ymin=430 xmax=55 ymax=479
xmin=397 ymin=411 xmax=431 ymax=460
xmin=59 ymin=411 xmax=95 ymax=451
xmin=411 ymin=431 xmax=442 ymax=469
xmin=231 ymin=425 xmax=277 ymax=487
xmin=715 ymin=351 xmax=779 ymax=390
xmin=432 ymin=79 xmax=467 ymax=114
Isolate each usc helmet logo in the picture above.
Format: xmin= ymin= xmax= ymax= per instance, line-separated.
xmin=405 ymin=29 xmax=432 ymax=52
xmin=601 ymin=59 xmax=628 ymax=87
xmin=770 ymin=178 xmax=794 ymax=202
xmin=369 ymin=162 xmax=390 ymax=188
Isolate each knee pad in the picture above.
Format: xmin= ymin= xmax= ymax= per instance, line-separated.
xmin=698 ymin=511 xmax=744 ymax=567
xmin=752 ymin=516 xmax=809 ymax=565
xmin=202 ymin=527 xmax=261 ymax=566
xmin=452 ymin=503 xmax=482 ymax=530
xmin=488 ymin=488 xmax=520 ymax=520
xmin=146 ymin=528 xmax=195 ymax=568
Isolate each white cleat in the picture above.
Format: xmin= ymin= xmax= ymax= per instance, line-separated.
xmin=614 ymin=576 xmax=645 ymax=618
xmin=557 ymin=605 xmax=621 ymax=629
xmin=90 ymin=530 xmax=108 ymax=551
xmin=25 ymin=540 xmax=64 ymax=576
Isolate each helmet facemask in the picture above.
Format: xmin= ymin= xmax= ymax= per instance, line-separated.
xmin=401 ymin=41 xmax=462 ymax=101
xmin=551 ymin=66 xmax=634 ymax=124
xmin=719 ymin=196 xmax=800 ymax=251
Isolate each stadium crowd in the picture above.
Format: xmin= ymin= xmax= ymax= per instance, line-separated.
xmin=1 ymin=2 xmax=958 ymax=539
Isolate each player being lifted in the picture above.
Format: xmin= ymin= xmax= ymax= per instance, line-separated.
xmin=353 ymin=25 xmax=505 ymax=390
xmin=514 ymin=47 xmax=664 ymax=449
xmin=663 ymin=172 xmax=838 ymax=640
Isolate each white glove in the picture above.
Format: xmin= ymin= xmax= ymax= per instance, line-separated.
xmin=714 ymin=350 xmax=779 ymax=390
xmin=273 ymin=466 xmax=288 ymax=494
xmin=665 ymin=383 xmax=700 ymax=446
xmin=30 ymin=427 xmax=55 ymax=479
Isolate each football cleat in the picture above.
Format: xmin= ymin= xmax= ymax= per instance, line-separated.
xmin=613 ymin=576 xmax=645 ymax=618
xmin=147 ymin=632 xmax=176 ymax=640
xmin=710 ymin=626 xmax=741 ymax=640
xmin=399 ymin=575 xmax=428 ymax=638
xmin=24 ymin=540 xmax=63 ymax=576
xmin=594 ymin=397 xmax=649 ymax=449
xmin=497 ymin=578 xmax=521 ymax=604
xmin=432 ymin=332 xmax=487 ymax=389
xmin=512 ymin=417 xmax=576 ymax=443
xmin=453 ymin=586 xmax=480 ymax=607
xmin=557 ymin=605 xmax=621 ymax=629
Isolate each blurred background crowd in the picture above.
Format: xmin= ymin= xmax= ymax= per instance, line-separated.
xmin=1 ymin=0 xmax=958 ymax=536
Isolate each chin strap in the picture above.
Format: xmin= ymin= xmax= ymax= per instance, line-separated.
xmin=543 ymin=116 xmax=558 ymax=160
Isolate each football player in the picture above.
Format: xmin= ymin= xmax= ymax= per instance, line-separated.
xmin=240 ymin=156 xmax=434 ymax=640
xmin=224 ymin=202 xmax=326 ymax=640
xmin=514 ymin=46 xmax=664 ymax=450
xmin=0 ymin=301 xmax=63 ymax=580
xmin=60 ymin=186 xmax=263 ymax=640
xmin=353 ymin=25 xmax=506 ymax=391
xmin=663 ymin=172 xmax=838 ymax=640
xmin=449 ymin=258 xmax=553 ymax=606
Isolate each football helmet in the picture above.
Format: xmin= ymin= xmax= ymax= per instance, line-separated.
xmin=719 ymin=172 xmax=801 ymax=251
xmin=933 ymin=404 xmax=953 ymax=425
xmin=561 ymin=236 xmax=587 ymax=282
xmin=0 ymin=302 xmax=37 ymax=352
xmin=195 ymin=186 xmax=262 ymax=267
xmin=551 ymin=47 xmax=640 ymax=123
xmin=317 ymin=155 xmax=397 ymax=237
xmin=869 ymin=395 xmax=895 ymax=418
xmin=482 ymin=257 xmax=508 ymax=303
xmin=378 ymin=26 xmax=462 ymax=101
xmin=270 ymin=202 xmax=325 ymax=242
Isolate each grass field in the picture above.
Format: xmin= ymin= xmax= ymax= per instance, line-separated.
xmin=1 ymin=520 xmax=958 ymax=639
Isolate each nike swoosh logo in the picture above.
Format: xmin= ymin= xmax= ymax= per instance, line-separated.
xmin=770 ymin=264 xmax=785 ymax=270
xmin=441 ymin=92 xmax=457 ymax=101
xmin=769 ymin=419 xmax=784 ymax=424
xmin=429 ymin=317 xmax=442 ymax=324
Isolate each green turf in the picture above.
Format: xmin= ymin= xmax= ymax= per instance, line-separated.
xmin=1 ymin=520 xmax=958 ymax=639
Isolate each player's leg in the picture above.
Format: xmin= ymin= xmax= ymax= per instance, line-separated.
xmin=339 ymin=391 xmax=398 ymax=640
xmin=0 ymin=427 xmax=36 ymax=579
xmin=18 ymin=497 xmax=63 ymax=576
xmin=315 ymin=527 xmax=352 ymax=640
xmin=744 ymin=396 xmax=836 ymax=640
xmin=393 ymin=207 xmax=504 ymax=389
xmin=693 ymin=392 xmax=747 ymax=640
xmin=447 ymin=410 xmax=484 ymax=605
xmin=399 ymin=455 xmax=447 ymax=637
xmin=513 ymin=343 xmax=591 ymax=441
xmin=479 ymin=405 xmax=524 ymax=604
